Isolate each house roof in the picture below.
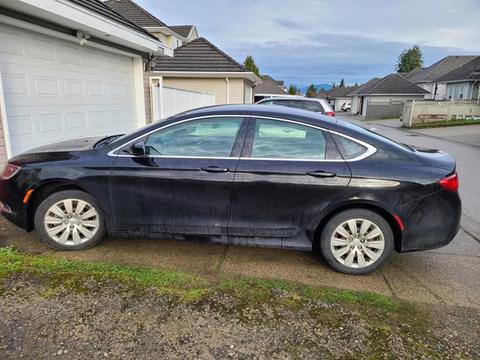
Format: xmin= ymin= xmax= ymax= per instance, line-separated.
xmin=254 ymin=77 xmax=288 ymax=95
xmin=326 ymin=85 xmax=359 ymax=98
xmin=170 ymin=25 xmax=195 ymax=38
xmin=348 ymin=78 xmax=381 ymax=96
xmin=406 ymin=56 xmax=478 ymax=83
xmin=436 ymin=56 xmax=480 ymax=82
xmin=262 ymin=75 xmax=285 ymax=87
xmin=104 ymin=0 xmax=168 ymax=27
xmin=153 ymin=37 xmax=248 ymax=72
xmin=70 ymin=0 xmax=159 ymax=39
xmin=349 ymin=74 xmax=429 ymax=96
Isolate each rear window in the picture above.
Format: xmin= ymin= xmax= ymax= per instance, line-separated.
xmin=331 ymin=133 xmax=367 ymax=159
xmin=302 ymin=101 xmax=324 ymax=112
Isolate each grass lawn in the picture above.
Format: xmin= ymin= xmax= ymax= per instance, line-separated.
xmin=1 ymin=247 xmax=478 ymax=359
xmin=411 ymin=118 xmax=480 ymax=129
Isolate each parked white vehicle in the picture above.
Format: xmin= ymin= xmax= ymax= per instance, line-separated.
xmin=341 ymin=102 xmax=352 ymax=111
xmin=256 ymin=97 xmax=336 ymax=117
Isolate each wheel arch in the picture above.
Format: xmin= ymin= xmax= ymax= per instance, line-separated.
xmin=313 ymin=201 xmax=403 ymax=252
xmin=25 ymin=180 xmax=92 ymax=232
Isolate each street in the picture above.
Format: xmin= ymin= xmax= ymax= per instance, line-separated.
xmin=1 ymin=117 xmax=480 ymax=309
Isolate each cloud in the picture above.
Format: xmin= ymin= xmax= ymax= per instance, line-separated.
xmin=135 ymin=0 xmax=480 ymax=85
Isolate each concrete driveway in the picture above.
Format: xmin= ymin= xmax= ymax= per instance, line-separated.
xmin=1 ymin=117 xmax=479 ymax=309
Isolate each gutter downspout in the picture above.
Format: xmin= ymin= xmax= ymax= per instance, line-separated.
xmin=226 ymin=77 xmax=230 ymax=104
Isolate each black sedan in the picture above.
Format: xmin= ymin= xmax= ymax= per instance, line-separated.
xmin=0 ymin=105 xmax=461 ymax=274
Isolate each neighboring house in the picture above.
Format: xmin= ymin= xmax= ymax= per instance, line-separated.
xmin=436 ymin=56 xmax=480 ymax=100
xmin=106 ymin=0 xmax=259 ymax=121
xmin=104 ymin=0 xmax=196 ymax=48
xmin=0 ymin=0 xmax=169 ymax=165
xmin=348 ymin=74 xmax=429 ymax=115
xmin=151 ymin=38 xmax=261 ymax=120
xmin=254 ymin=75 xmax=288 ymax=102
xmin=322 ymin=86 xmax=358 ymax=111
xmin=170 ymin=25 xmax=199 ymax=43
xmin=405 ymin=56 xmax=477 ymax=100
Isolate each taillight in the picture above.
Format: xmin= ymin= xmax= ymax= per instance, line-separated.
xmin=0 ymin=163 xmax=21 ymax=180
xmin=326 ymin=111 xmax=335 ymax=117
xmin=439 ymin=172 xmax=459 ymax=192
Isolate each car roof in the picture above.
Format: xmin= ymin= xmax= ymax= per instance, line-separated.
xmin=106 ymin=104 xmax=412 ymax=159
xmin=258 ymin=97 xmax=324 ymax=102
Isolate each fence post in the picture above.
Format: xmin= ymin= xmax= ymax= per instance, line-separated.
xmin=409 ymin=100 xmax=415 ymax=127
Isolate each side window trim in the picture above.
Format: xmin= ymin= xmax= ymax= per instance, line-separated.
xmin=110 ymin=115 xmax=250 ymax=159
xmin=240 ymin=116 xmax=377 ymax=162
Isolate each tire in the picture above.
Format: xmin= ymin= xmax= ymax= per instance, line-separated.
xmin=319 ymin=209 xmax=394 ymax=275
xmin=34 ymin=190 xmax=106 ymax=250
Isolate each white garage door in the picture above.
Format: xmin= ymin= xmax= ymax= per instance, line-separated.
xmin=0 ymin=23 xmax=138 ymax=156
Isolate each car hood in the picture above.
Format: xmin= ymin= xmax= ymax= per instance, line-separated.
xmin=412 ymin=145 xmax=456 ymax=173
xmin=25 ymin=137 xmax=105 ymax=153
xmin=8 ymin=137 xmax=105 ymax=166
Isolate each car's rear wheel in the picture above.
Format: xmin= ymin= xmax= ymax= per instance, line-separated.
xmin=320 ymin=209 xmax=394 ymax=275
xmin=34 ymin=190 xmax=106 ymax=250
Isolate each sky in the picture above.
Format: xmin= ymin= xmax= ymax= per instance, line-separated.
xmin=135 ymin=0 xmax=480 ymax=87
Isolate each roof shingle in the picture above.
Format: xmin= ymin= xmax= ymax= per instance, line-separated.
xmin=170 ymin=25 xmax=195 ymax=38
xmin=70 ymin=0 xmax=158 ymax=38
xmin=254 ymin=77 xmax=288 ymax=95
xmin=153 ymin=37 xmax=247 ymax=72
xmin=104 ymin=0 xmax=167 ymax=27
xmin=407 ymin=56 xmax=478 ymax=83
xmin=349 ymin=74 xmax=429 ymax=96
xmin=436 ymin=56 xmax=480 ymax=82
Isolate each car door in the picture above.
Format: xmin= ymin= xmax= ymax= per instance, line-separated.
xmin=228 ymin=117 xmax=351 ymax=243
xmin=109 ymin=116 xmax=248 ymax=236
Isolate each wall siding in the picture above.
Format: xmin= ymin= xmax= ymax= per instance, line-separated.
xmin=144 ymin=71 xmax=152 ymax=123
xmin=163 ymin=77 xmax=246 ymax=105
xmin=0 ymin=108 xmax=6 ymax=166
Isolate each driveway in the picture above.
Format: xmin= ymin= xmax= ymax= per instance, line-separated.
xmin=1 ymin=117 xmax=480 ymax=309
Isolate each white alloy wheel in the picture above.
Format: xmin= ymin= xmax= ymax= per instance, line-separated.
xmin=44 ymin=199 xmax=100 ymax=246
xmin=330 ymin=218 xmax=385 ymax=269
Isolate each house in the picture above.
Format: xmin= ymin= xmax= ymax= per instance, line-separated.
xmin=322 ymin=86 xmax=358 ymax=111
xmin=435 ymin=56 xmax=480 ymax=100
xmin=104 ymin=0 xmax=197 ymax=48
xmin=151 ymin=38 xmax=261 ymax=119
xmin=0 ymin=0 xmax=169 ymax=165
xmin=254 ymin=75 xmax=288 ymax=102
xmin=105 ymin=0 xmax=260 ymax=121
xmin=348 ymin=74 xmax=429 ymax=115
xmin=404 ymin=56 xmax=478 ymax=100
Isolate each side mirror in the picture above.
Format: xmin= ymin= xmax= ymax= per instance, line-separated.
xmin=130 ymin=142 xmax=146 ymax=156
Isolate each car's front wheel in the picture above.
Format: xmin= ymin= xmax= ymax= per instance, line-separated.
xmin=34 ymin=190 xmax=106 ymax=250
xmin=320 ymin=209 xmax=394 ymax=274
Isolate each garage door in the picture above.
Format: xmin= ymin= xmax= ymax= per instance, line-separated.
xmin=0 ymin=23 xmax=138 ymax=156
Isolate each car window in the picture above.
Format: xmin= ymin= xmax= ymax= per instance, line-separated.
xmin=145 ymin=117 xmax=243 ymax=157
xmin=302 ymin=100 xmax=324 ymax=112
xmin=272 ymin=100 xmax=303 ymax=109
xmin=331 ymin=133 xmax=367 ymax=159
xmin=260 ymin=100 xmax=273 ymax=105
xmin=251 ymin=119 xmax=327 ymax=160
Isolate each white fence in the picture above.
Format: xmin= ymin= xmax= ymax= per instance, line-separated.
xmin=152 ymin=86 xmax=215 ymax=121
xmin=402 ymin=100 xmax=480 ymax=127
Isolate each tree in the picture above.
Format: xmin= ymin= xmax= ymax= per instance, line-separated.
xmin=305 ymin=84 xmax=317 ymax=98
xmin=244 ymin=55 xmax=261 ymax=78
xmin=396 ymin=45 xmax=423 ymax=73
xmin=339 ymin=78 xmax=345 ymax=87
xmin=288 ymin=84 xmax=299 ymax=95
xmin=331 ymin=82 xmax=337 ymax=88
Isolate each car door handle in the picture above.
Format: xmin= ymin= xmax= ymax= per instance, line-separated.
xmin=201 ymin=166 xmax=230 ymax=173
xmin=307 ymin=170 xmax=337 ymax=178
